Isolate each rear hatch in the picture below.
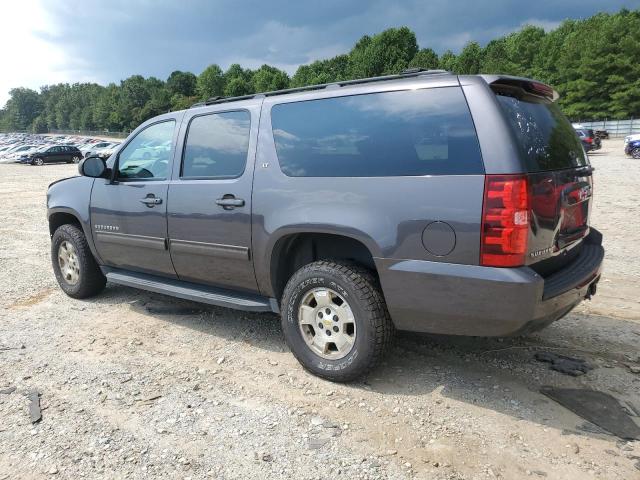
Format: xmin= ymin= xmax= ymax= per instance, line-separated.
xmin=492 ymin=80 xmax=593 ymax=276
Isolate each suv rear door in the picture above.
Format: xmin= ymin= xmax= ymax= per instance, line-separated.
xmin=166 ymin=102 xmax=260 ymax=292
xmin=90 ymin=116 xmax=182 ymax=277
xmin=492 ymin=83 xmax=593 ymax=274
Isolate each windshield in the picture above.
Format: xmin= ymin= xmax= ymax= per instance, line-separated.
xmin=496 ymin=94 xmax=588 ymax=172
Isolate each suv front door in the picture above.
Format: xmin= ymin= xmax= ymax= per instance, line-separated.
xmin=90 ymin=116 xmax=182 ymax=277
xmin=167 ymin=106 xmax=259 ymax=292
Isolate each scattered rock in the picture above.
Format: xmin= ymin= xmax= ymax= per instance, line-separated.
xmin=217 ymin=356 xmax=225 ymax=365
xmin=626 ymin=364 xmax=640 ymax=374
xmin=308 ymin=437 xmax=330 ymax=450
xmin=28 ymin=390 xmax=42 ymax=423
xmin=0 ymin=386 xmax=16 ymax=395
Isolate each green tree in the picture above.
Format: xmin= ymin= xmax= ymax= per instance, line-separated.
xmin=223 ymin=64 xmax=254 ymax=96
xmin=438 ymin=50 xmax=457 ymax=71
xmin=166 ymin=71 xmax=197 ymax=97
xmin=252 ymin=65 xmax=289 ymax=92
xmin=196 ymin=64 xmax=225 ymax=99
xmin=409 ymin=48 xmax=439 ymax=70
xmin=348 ymin=27 xmax=419 ymax=77
xmin=455 ymin=42 xmax=483 ymax=74
xmin=291 ymin=55 xmax=349 ymax=87
xmin=3 ymin=88 xmax=42 ymax=130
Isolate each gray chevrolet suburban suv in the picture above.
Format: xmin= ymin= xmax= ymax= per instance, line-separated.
xmin=47 ymin=70 xmax=604 ymax=382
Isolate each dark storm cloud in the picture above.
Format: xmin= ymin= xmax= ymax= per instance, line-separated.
xmin=43 ymin=0 xmax=639 ymax=84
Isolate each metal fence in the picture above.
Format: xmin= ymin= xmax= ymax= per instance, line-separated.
xmin=573 ymin=119 xmax=640 ymax=138
xmin=48 ymin=129 xmax=130 ymax=139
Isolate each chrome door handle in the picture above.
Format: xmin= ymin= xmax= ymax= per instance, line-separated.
xmin=216 ymin=196 xmax=245 ymax=209
xmin=140 ymin=197 xmax=162 ymax=206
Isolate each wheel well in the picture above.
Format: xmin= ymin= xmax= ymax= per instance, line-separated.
xmin=49 ymin=212 xmax=82 ymax=237
xmin=271 ymin=233 xmax=377 ymax=301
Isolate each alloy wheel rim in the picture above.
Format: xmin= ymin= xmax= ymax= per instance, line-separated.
xmin=298 ymin=287 xmax=356 ymax=360
xmin=58 ymin=241 xmax=80 ymax=285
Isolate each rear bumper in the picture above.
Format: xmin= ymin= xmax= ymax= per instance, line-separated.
xmin=376 ymin=229 xmax=604 ymax=336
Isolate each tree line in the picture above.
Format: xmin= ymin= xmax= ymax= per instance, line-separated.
xmin=1 ymin=9 xmax=639 ymax=133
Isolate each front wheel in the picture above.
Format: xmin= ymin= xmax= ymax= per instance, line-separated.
xmin=281 ymin=261 xmax=394 ymax=382
xmin=632 ymin=148 xmax=640 ymax=159
xmin=51 ymin=224 xmax=106 ymax=298
xmin=71 ymin=155 xmax=81 ymax=164
xmin=32 ymin=157 xmax=44 ymax=166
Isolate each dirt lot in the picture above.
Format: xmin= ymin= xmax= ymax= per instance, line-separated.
xmin=1 ymin=139 xmax=639 ymax=479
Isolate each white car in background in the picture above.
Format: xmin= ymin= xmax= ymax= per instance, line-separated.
xmin=624 ymin=133 xmax=640 ymax=144
xmin=4 ymin=145 xmax=40 ymax=162
xmin=95 ymin=143 xmax=121 ymax=159
xmin=81 ymin=141 xmax=118 ymax=158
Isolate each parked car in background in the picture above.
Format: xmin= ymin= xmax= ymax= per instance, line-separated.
xmin=95 ymin=143 xmax=120 ymax=159
xmin=595 ymin=129 xmax=609 ymax=139
xmin=23 ymin=145 xmax=83 ymax=166
xmin=3 ymin=144 xmax=39 ymax=162
xmin=82 ymin=142 xmax=118 ymax=158
xmin=47 ymin=71 xmax=603 ymax=382
xmin=624 ymin=139 xmax=640 ymax=158
xmin=575 ymin=128 xmax=600 ymax=152
xmin=624 ymin=133 xmax=640 ymax=145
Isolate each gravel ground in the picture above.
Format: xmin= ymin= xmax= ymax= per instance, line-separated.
xmin=1 ymin=139 xmax=639 ymax=479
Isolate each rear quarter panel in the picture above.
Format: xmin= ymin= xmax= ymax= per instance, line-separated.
xmin=252 ymin=81 xmax=485 ymax=298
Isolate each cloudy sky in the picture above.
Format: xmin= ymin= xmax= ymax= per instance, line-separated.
xmin=1 ymin=0 xmax=638 ymax=105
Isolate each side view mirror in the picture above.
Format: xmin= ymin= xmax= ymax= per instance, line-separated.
xmin=79 ymin=156 xmax=108 ymax=178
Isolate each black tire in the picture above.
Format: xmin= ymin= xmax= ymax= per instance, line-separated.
xmin=32 ymin=157 xmax=44 ymax=166
xmin=281 ymin=261 xmax=394 ymax=382
xmin=632 ymin=148 xmax=640 ymax=159
xmin=51 ymin=224 xmax=106 ymax=299
xmin=71 ymin=155 xmax=81 ymax=164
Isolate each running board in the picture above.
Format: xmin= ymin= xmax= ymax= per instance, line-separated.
xmin=103 ymin=268 xmax=278 ymax=313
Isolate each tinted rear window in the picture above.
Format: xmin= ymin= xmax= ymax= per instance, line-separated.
xmin=496 ymin=94 xmax=588 ymax=172
xmin=271 ymin=87 xmax=483 ymax=177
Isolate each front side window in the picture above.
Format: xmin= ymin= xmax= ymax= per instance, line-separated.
xmin=117 ymin=121 xmax=175 ymax=180
xmin=271 ymin=87 xmax=483 ymax=177
xmin=181 ymin=111 xmax=251 ymax=179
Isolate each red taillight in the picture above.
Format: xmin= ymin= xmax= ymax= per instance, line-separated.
xmin=481 ymin=174 xmax=530 ymax=267
xmin=585 ymin=137 xmax=593 ymax=144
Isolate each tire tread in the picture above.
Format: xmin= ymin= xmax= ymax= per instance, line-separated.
xmin=281 ymin=260 xmax=394 ymax=382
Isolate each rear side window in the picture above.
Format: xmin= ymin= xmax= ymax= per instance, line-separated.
xmin=495 ymin=94 xmax=588 ymax=172
xmin=271 ymin=87 xmax=483 ymax=177
xmin=182 ymin=111 xmax=251 ymax=179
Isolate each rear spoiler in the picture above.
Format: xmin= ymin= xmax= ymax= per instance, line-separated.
xmin=480 ymin=75 xmax=559 ymax=103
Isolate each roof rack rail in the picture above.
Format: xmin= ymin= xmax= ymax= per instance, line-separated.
xmin=190 ymin=69 xmax=450 ymax=108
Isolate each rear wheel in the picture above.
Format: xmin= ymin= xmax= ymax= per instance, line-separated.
xmin=51 ymin=224 xmax=106 ymax=298
xmin=632 ymin=148 xmax=640 ymax=159
xmin=32 ymin=157 xmax=44 ymax=166
xmin=281 ymin=261 xmax=394 ymax=382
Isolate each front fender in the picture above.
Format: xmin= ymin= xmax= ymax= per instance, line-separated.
xmin=47 ymin=176 xmax=102 ymax=263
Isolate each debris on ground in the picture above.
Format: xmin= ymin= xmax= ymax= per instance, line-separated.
xmin=28 ymin=390 xmax=42 ymax=424
xmin=541 ymin=387 xmax=640 ymax=440
xmin=534 ymin=352 xmax=593 ymax=376
xmin=0 ymin=386 xmax=16 ymax=395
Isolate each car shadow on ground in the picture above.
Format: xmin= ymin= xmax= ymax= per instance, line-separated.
xmin=85 ymin=284 xmax=639 ymax=443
